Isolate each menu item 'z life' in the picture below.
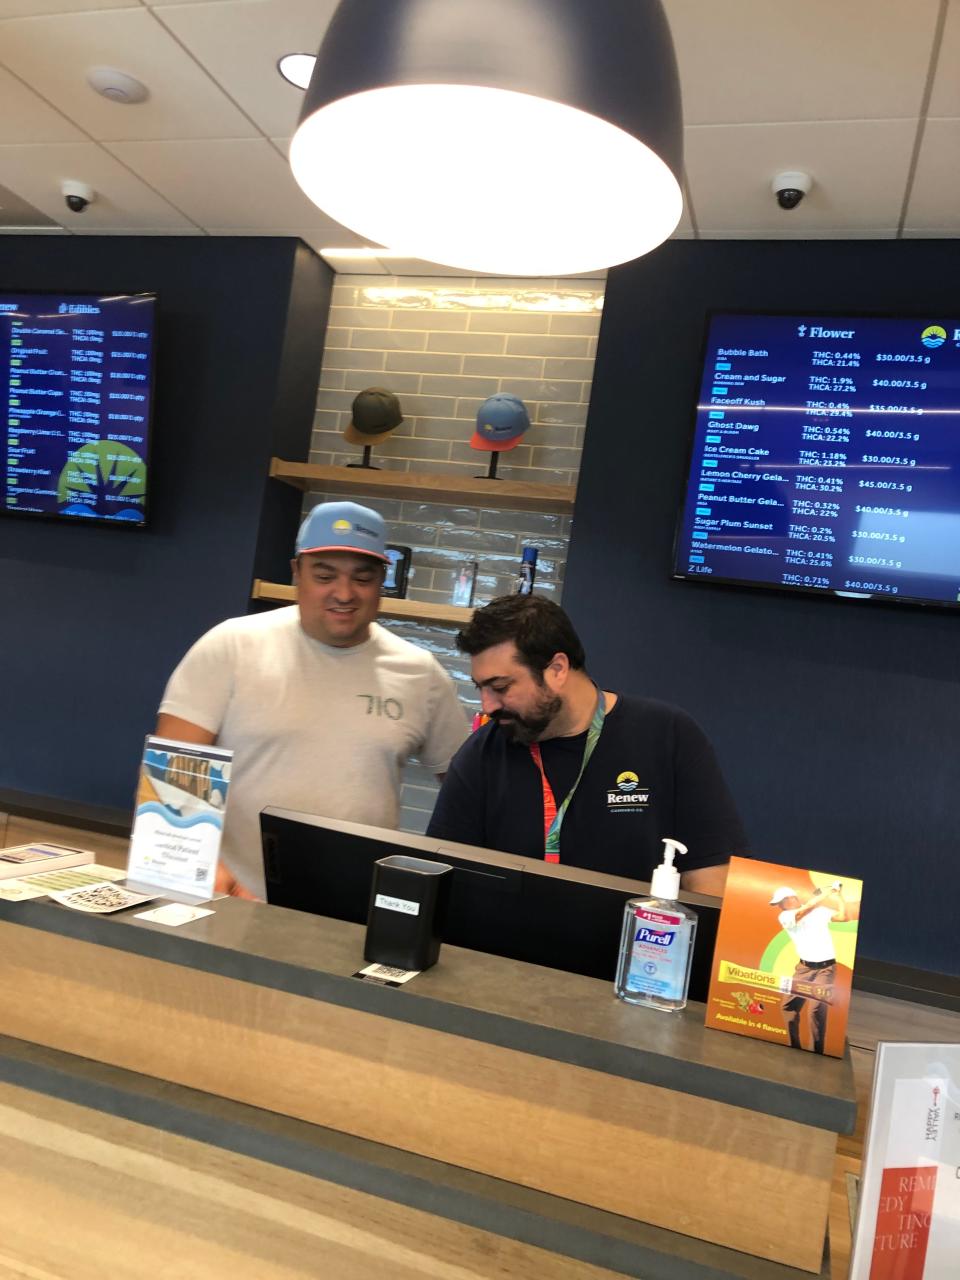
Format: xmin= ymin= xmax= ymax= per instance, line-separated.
xmin=675 ymin=313 xmax=960 ymax=609
xmin=2 ymin=291 xmax=155 ymax=525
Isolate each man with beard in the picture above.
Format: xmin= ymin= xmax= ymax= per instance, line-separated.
xmin=426 ymin=595 xmax=745 ymax=894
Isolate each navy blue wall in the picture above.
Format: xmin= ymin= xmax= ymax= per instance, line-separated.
xmin=0 ymin=236 xmax=331 ymax=813
xmin=565 ymin=241 xmax=960 ymax=974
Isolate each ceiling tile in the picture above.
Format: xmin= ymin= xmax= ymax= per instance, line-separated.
xmin=901 ymin=227 xmax=960 ymax=238
xmin=0 ymin=141 xmax=198 ymax=230
xmin=0 ymin=7 xmax=259 ymax=141
xmin=0 ymin=180 xmax=59 ymax=229
xmin=664 ymin=0 xmax=940 ymax=125
xmin=0 ymin=65 xmax=84 ymax=143
xmin=106 ymin=137 xmax=362 ymax=229
xmin=904 ymin=118 xmax=960 ymax=230
xmin=686 ymin=120 xmax=917 ymax=234
xmin=927 ymin=0 xmax=960 ymax=117
xmin=0 ymin=1 xmax=134 ymax=14
xmin=155 ymin=0 xmax=338 ymax=138
xmin=697 ymin=227 xmax=899 ymax=240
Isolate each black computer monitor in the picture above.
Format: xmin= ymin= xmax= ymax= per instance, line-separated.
xmin=261 ymin=808 xmax=722 ymax=1001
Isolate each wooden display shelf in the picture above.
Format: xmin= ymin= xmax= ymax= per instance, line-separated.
xmin=270 ymin=458 xmax=576 ymax=515
xmin=251 ymin=579 xmax=471 ymax=627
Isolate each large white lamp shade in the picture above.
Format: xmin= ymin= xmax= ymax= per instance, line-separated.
xmin=290 ymin=0 xmax=684 ymax=275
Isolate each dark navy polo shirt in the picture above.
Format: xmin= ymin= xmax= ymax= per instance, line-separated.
xmin=426 ymin=694 xmax=748 ymax=879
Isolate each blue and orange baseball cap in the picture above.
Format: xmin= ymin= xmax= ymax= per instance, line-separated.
xmin=471 ymin=393 xmax=531 ymax=452
xmin=295 ymin=501 xmax=389 ymax=561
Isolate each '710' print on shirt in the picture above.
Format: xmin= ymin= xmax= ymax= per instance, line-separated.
xmin=357 ymin=695 xmax=403 ymax=720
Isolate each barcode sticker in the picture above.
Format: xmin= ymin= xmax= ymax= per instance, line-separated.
xmin=353 ymin=963 xmax=421 ymax=987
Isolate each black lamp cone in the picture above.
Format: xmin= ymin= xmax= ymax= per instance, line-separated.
xmin=299 ymin=0 xmax=683 ymax=185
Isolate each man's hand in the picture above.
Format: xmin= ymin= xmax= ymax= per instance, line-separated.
xmin=214 ymin=861 xmax=257 ymax=900
xmin=681 ymin=863 xmax=728 ymax=896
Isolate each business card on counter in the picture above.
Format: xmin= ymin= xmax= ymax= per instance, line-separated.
xmin=134 ymin=902 xmax=215 ymax=928
xmin=353 ymin=962 xmax=420 ymax=987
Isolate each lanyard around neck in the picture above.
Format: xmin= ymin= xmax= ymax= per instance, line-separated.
xmin=528 ymin=685 xmax=606 ymax=863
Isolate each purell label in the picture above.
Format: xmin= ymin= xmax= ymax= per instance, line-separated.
xmin=626 ymin=907 xmax=688 ymax=998
xmin=635 ymin=926 xmax=676 ymax=947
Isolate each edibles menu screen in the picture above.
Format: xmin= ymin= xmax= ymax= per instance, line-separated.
xmin=674 ymin=312 xmax=960 ymax=608
xmin=2 ymin=292 xmax=155 ymax=525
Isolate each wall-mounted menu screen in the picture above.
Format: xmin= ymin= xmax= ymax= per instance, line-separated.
xmin=2 ymin=291 xmax=155 ymax=527
xmin=673 ymin=311 xmax=960 ymax=609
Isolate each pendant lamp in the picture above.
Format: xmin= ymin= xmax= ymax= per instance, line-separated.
xmin=289 ymin=0 xmax=684 ymax=276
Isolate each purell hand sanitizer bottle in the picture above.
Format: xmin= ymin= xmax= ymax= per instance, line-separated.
xmin=615 ymin=838 xmax=698 ymax=1011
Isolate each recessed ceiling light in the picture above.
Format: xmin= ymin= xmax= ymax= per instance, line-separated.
xmin=278 ymin=54 xmax=315 ymax=91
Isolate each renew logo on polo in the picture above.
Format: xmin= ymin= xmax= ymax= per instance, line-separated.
xmin=607 ymin=769 xmax=650 ymax=810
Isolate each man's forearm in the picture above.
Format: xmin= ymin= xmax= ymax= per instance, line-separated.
xmin=681 ymin=862 xmax=728 ymax=896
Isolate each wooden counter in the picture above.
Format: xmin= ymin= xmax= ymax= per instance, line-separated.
xmin=0 ymin=892 xmax=856 ymax=1279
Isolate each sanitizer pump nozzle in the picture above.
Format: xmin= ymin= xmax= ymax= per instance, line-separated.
xmin=650 ymin=838 xmax=687 ymax=901
xmin=615 ymin=836 xmax=698 ymax=1011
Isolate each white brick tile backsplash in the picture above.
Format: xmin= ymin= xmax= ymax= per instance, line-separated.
xmin=392 ymin=310 xmax=470 ymax=332
xmin=427 ymin=331 xmax=506 ymax=355
xmin=506 ymin=334 xmax=591 ymax=358
xmin=342 ymin=368 xmax=421 ymax=394
xmin=462 ymin=354 xmax=543 ymax=379
xmin=533 ymin=402 xmax=589 ymax=427
xmin=385 ymin=351 xmax=463 ymax=375
xmin=351 ymin=328 xmax=428 ymax=351
xmin=328 ymin=306 xmax=394 ymax=329
xmin=467 ymin=311 xmax=551 ymax=334
xmin=549 ymin=313 xmax=604 ymax=335
xmin=500 ymin=378 xmax=584 ymax=403
xmin=304 ymin=274 xmax=602 ymax=833
xmin=323 ymin=348 xmax=388 ymax=371
xmin=544 ymin=357 xmax=596 ymax=381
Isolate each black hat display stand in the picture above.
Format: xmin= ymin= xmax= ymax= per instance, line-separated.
xmin=475 ymin=451 xmax=500 ymax=480
xmin=347 ymin=444 xmax=380 ymax=470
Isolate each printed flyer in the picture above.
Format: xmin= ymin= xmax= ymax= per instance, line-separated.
xmin=704 ymin=855 xmax=862 ymax=1057
xmin=127 ymin=735 xmax=232 ymax=898
xmin=850 ymin=1043 xmax=960 ymax=1279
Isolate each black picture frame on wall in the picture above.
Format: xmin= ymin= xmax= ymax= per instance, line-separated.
xmin=0 ymin=288 xmax=157 ymax=531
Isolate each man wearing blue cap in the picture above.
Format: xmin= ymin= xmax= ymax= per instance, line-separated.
xmin=156 ymin=501 xmax=468 ymax=898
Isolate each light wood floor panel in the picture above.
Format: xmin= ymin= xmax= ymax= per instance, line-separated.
xmin=0 ymin=1079 xmax=620 ymax=1280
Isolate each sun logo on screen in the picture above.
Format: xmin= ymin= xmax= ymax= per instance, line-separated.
xmin=332 ymin=518 xmax=352 ymax=531
xmin=921 ymin=325 xmax=946 ymax=349
xmin=57 ymin=440 xmax=146 ymax=521
xmin=616 ymin=771 xmax=639 ymax=792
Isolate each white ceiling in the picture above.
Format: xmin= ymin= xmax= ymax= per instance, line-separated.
xmin=0 ymin=0 xmax=956 ymax=275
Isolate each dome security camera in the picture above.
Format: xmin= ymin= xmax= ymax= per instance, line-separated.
xmin=772 ymin=171 xmax=812 ymax=211
xmin=62 ymin=179 xmax=96 ymax=213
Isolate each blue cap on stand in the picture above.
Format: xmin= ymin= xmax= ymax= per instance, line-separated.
xmin=471 ymin=393 xmax=531 ymax=452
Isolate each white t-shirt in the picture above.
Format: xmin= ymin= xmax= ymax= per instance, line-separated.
xmin=778 ymin=903 xmax=837 ymax=964
xmin=159 ymin=608 xmax=468 ymax=897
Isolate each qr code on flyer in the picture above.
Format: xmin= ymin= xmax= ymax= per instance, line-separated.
xmin=67 ymin=885 xmax=134 ymax=909
xmin=51 ymin=882 xmax=152 ymax=913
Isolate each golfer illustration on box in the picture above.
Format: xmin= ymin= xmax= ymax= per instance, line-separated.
xmin=769 ymin=881 xmax=848 ymax=1054
xmin=704 ymin=857 xmax=862 ymax=1057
